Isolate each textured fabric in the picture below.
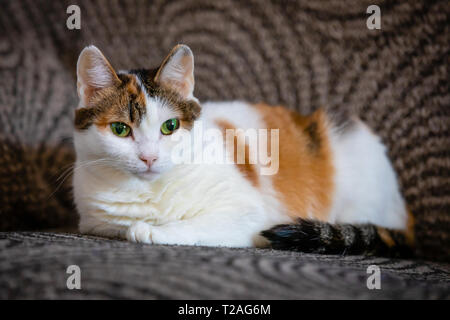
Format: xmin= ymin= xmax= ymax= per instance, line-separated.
xmin=0 ymin=0 xmax=449 ymax=262
xmin=0 ymin=232 xmax=449 ymax=299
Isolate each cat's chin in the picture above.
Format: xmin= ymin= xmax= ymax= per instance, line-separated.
xmin=135 ymin=170 xmax=161 ymax=181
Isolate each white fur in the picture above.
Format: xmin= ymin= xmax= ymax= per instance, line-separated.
xmin=73 ymin=98 xmax=290 ymax=247
xmin=74 ymin=99 xmax=408 ymax=247
xmin=74 ymin=45 xmax=407 ymax=246
xmin=328 ymin=120 xmax=408 ymax=229
xmin=73 ymin=101 xmax=408 ymax=248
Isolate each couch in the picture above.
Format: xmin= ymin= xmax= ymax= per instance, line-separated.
xmin=0 ymin=0 xmax=448 ymax=299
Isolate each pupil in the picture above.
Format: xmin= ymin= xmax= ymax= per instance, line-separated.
xmin=167 ymin=120 xmax=175 ymax=130
xmin=116 ymin=125 xmax=123 ymax=134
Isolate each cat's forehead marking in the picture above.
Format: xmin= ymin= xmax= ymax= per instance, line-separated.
xmin=75 ymin=70 xmax=201 ymax=131
xmin=121 ymin=73 xmax=147 ymax=125
xmin=129 ymin=69 xmax=201 ymax=129
xmin=74 ymin=73 xmax=147 ymax=130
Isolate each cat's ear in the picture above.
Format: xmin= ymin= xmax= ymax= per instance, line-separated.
xmin=76 ymin=45 xmax=121 ymax=106
xmin=154 ymin=44 xmax=195 ymax=100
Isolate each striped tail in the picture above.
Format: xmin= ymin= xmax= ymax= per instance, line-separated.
xmin=261 ymin=219 xmax=415 ymax=257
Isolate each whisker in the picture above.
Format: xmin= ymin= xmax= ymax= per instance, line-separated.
xmin=48 ymin=158 xmax=115 ymax=200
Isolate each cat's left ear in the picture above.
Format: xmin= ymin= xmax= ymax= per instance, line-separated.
xmin=76 ymin=45 xmax=121 ymax=107
xmin=154 ymin=44 xmax=195 ymax=100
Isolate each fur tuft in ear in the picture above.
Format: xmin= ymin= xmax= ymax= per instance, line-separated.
xmin=76 ymin=45 xmax=121 ymax=106
xmin=154 ymin=44 xmax=195 ymax=100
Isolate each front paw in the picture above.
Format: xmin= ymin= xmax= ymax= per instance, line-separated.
xmin=126 ymin=221 xmax=153 ymax=244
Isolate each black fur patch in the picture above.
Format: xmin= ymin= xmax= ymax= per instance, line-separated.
xmin=327 ymin=107 xmax=355 ymax=134
xmin=261 ymin=219 xmax=414 ymax=257
xmin=304 ymin=121 xmax=321 ymax=151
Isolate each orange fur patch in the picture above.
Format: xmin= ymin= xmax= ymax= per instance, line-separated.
xmin=215 ymin=119 xmax=259 ymax=187
xmin=75 ymin=74 xmax=147 ymax=130
xmin=95 ymin=75 xmax=146 ymax=127
xmin=253 ymin=103 xmax=335 ymax=221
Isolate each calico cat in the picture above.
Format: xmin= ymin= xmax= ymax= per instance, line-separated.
xmin=73 ymin=44 xmax=414 ymax=256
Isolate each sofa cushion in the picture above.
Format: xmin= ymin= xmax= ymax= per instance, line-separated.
xmin=0 ymin=0 xmax=448 ymax=261
xmin=1 ymin=232 xmax=449 ymax=299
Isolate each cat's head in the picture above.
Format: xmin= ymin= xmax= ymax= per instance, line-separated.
xmin=73 ymin=44 xmax=201 ymax=179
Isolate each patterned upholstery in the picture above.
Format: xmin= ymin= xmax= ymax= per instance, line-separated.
xmin=0 ymin=0 xmax=448 ymax=298
xmin=1 ymin=232 xmax=449 ymax=299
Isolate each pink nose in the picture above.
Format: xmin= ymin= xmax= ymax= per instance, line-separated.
xmin=139 ymin=155 xmax=158 ymax=167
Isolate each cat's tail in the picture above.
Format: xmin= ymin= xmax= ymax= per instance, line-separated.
xmin=261 ymin=218 xmax=415 ymax=257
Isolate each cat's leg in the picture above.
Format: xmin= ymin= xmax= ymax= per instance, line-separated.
xmin=126 ymin=210 xmax=276 ymax=247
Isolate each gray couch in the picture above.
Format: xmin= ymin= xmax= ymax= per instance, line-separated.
xmin=0 ymin=0 xmax=449 ymax=299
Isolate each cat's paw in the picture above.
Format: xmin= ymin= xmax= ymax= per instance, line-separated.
xmin=126 ymin=221 xmax=153 ymax=244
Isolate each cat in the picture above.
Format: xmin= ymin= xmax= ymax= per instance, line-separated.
xmin=73 ymin=44 xmax=414 ymax=256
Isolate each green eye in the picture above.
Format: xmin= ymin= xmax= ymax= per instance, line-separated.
xmin=110 ymin=122 xmax=131 ymax=137
xmin=161 ymin=118 xmax=180 ymax=135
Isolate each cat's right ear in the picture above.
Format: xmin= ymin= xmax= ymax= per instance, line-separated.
xmin=76 ymin=45 xmax=121 ymax=106
xmin=154 ymin=44 xmax=195 ymax=100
